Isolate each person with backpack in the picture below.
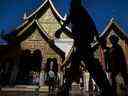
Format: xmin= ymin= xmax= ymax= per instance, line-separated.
xmin=47 ymin=60 xmax=57 ymax=95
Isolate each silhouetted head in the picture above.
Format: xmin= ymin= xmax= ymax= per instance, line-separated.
xmin=52 ymin=58 xmax=57 ymax=64
xmin=70 ymin=0 xmax=82 ymax=8
xmin=24 ymin=49 xmax=31 ymax=56
xmin=46 ymin=58 xmax=52 ymax=71
xmin=109 ymin=35 xmax=119 ymax=45
xmin=46 ymin=58 xmax=52 ymax=65
xmin=33 ymin=49 xmax=42 ymax=56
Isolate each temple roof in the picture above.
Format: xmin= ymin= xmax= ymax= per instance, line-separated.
xmin=12 ymin=0 xmax=72 ymax=39
xmin=2 ymin=0 xmax=74 ymax=59
xmin=91 ymin=18 xmax=128 ymax=48
xmin=24 ymin=0 xmax=66 ymax=21
xmin=15 ymin=20 xmax=65 ymax=59
xmin=100 ymin=17 xmax=128 ymax=41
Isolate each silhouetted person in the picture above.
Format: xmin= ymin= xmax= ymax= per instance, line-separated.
xmin=2 ymin=58 xmax=13 ymax=86
xmin=17 ymin=49 xmax=32 ymax=84
xmin=89 ymin=76 xmax=94 ymax=96
xmin=32 ymin=49 xmax=42 ymax=72
xmin=17 ymin=50 xmax=25 ymax=84
xmin=100 ymin=38 xmax=111 ymax=72
xmin=9 ymin=59 xmax=19 ymax=86
xmin=63 ymin=67 xmax=71 ymax=96
xmin=109 ymin=35 xmax=128 ymax=96
xmin=46 ymin=58 xmax=58 ymax=94
xmin=79 ymin=66 xmax=84 ymax=92
xmin=55 ymin=0 xmax=112 ymax=95
xmin=0 ymin=62 xmax=4 ymax=86
xmin=45 ymin=58 xmax=58 ymax=77
xmin=52 ymin=58 xmax=58 ymax=74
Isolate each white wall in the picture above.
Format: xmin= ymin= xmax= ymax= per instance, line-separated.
xmin=55 ymin=38 xmax=74 ymax=57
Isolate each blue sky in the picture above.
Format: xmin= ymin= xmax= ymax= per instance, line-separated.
xmin=0 ymin=0 xmax=128 ymax=34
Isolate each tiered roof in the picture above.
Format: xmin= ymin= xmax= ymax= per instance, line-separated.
xmin=6 ymin=0 xmax=73 ymax=59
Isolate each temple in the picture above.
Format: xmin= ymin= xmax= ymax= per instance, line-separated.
xmin=94 ymin=18 xmax=128 ymax=70
xmin=1 ymin=0 xmax=74 ymax=65
xmin=0 ymin=0 xmax=73 ymax=86
xmin=0 ymin=0 xmax=128 ymax=91
xmin=15 ymin=0 xmax=74 ymax=63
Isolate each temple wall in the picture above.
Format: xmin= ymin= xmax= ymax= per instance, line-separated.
xmin=37 ymin=8 xmax=69 ymax=39
xmin=20 ymin=28 xmax=61 ymax=66
xmin=96 ymin=29 xmax=128 ymax=71
xmin=106 ymin=30 xmax=128 ymax=65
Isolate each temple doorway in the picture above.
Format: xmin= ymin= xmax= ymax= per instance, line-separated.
xmin=16 ymin=49 xmax=42 ymax=85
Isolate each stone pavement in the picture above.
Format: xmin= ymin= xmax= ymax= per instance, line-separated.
xmin=0 ymin=85 xmax=90 ymax=96
xmin=1 ymin=85 xmax=49 ymax=92
xmin=70 ymin=84 xmax=89 ymax=96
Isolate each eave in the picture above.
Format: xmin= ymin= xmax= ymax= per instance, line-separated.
xmin=24 ymin=0 xmax=66 ymax=22
xmin=100 ymin=17 xmax=128 ymax=41
xmin=16 ymin=20 xmax=65 ymax=60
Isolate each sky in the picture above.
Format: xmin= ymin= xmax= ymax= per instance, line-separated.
xmin=0 ymin=0 xmax=128 ymax=34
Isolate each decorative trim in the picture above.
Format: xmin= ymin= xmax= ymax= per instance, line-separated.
xmin=25 ymin=0 xmax=48 ymax=20
xmin=48 ymin=0 xmax=66 ymax=21
xmin=25 ymin=0 xmax=66 ymax=21
xmin=35 ymin=20 xmax=52 ymax=39
xmin=16 ymin=20 xmax=35 ymax=37
xmin=100 ymin=18 xmax=114 ymax=37
xmin=100 ymin=17 xmax=128 ymax=39
xmin=16 ymin=20 xmax=65 ymax=58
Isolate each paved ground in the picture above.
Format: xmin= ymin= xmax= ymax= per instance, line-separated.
xmin=0 ymin=85 xmax=90 ymax=96
xmin=0 ymin=90 xmax=90 ymax=96
xmin=0 ymin=91 xmax=90 ymax=96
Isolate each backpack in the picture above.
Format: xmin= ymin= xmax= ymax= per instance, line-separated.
xmin=48 ymin=70 xmax=55 ymax=79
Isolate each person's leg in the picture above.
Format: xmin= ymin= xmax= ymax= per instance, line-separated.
xmin=111 ymin=72 xmax=118 ymax=96
xmin=48 ymin=80 xmax=51 ymax=94
xmin=121 ymin=70 xmax=128 ymax=96
xmin=52 ymin=80 xmax=55 ymax=92
xmin=70 ymin=47 xmax=81 ymax=82
xmin=82 ymin=49 xmax=113 ymax=96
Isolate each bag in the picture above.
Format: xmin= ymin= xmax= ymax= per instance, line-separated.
xmin=48 ymin=70 xmax=55 ymax=79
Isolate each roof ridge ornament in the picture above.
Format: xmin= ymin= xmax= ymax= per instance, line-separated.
xmin=63 ymin=14 xmax=67 ymax=21
xmin=23 ymin=12 xmax=27 ymax=20
xmin=110 ymin=17 xmax=114 ymax=22
xmin=100 ymin=17 xmax=128 ymax=39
